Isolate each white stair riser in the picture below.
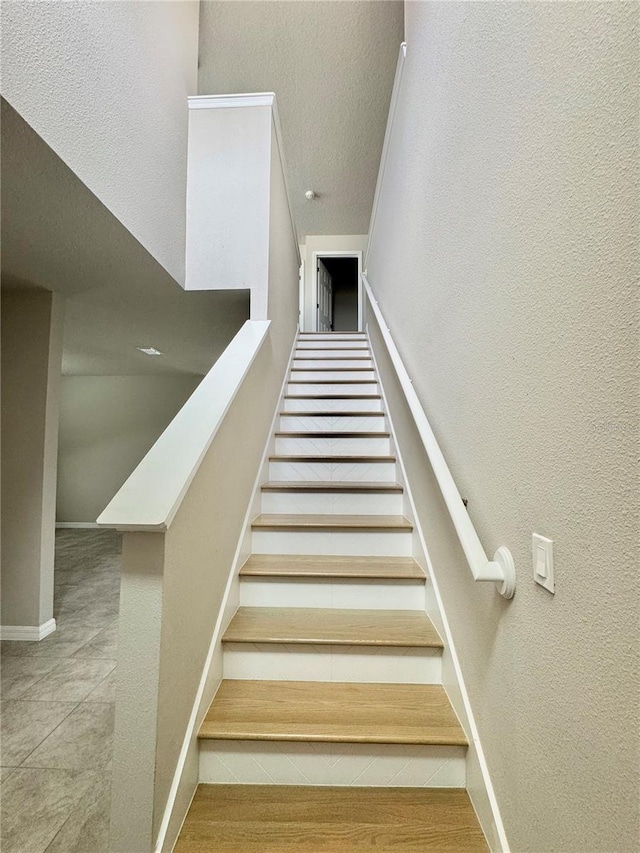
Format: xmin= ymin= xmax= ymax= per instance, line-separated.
xmin=295 ymin=349 xmax=370 ymax=359
xmin=297 ymin=341 xmax=368 ymax=350
xmin=279 ymin=415 xmax=386 ymax=433
xmin=290 ymin=371 xmax=376 ymax=383
xmin=275 ymin=436 xmax=391 ymax=456
xmin=199 ymin=741 xmax=466 ymax=787
xmin=223 ymin=644 xmax=441 ymax=684
xmin=260 ymin=490 xmax=403 ymax=515
xmin=289 ymin=368 xmax=376 ymax=382
xmin=288 ymin=383 xmax=378 ymax=396
xmin=293 ymin=360 xmax=373 ymax=370
xmin=251 ymin=529 xmax=412 ymax=557
xmin=238 ymin=577 xmax=424 ymax=609
xmin=268 ymin=460 xmax=397 ymax=482
xmin=299 ymin=334 xmax=366 ymax=340
xmin=283 ymin=398 xmax=382 ymax=413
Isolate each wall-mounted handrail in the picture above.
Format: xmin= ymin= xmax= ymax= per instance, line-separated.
xmin=97 ymin=319 xmax=271 ymax=532
xmin=362 ymin=274 xmax=515 ymax=598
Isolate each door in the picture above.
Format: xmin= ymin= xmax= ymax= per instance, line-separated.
xmin=316 ymin=259 xmax=333 ymax=331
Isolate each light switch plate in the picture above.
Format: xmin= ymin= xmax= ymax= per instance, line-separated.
xmin=532 ymin=533 xmax=554 ymax=593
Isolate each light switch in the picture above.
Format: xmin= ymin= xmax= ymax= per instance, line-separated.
xmin=532 ymin=533 xmax=554 ymax=593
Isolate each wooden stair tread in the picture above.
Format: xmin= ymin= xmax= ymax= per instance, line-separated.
xmin=297 ymin=344 xmax=369 ymax=348
xmin=288 ymin=380 xmax=378 ymax=385
xmin=269 ymin=455 xmax=395 ymax=462
xmin=293 ymin=356 xmax=371 ymax=361
xmin=261 ymin=481 xmax=402 ymax=493
xmin=199 ymin=681 xmax=467 ymax=746
xmin=251 ymin=514 xmax=412 ymax=531
xmin=280 ymin=410 xmax=384 ymax=417
xmin=240 ymin=554 xmax=425 ymax=580
xmin=223 ymin=607 xmax=442 ymax=648
xmin=285 ymin=397 xmax=381 ymax=404
xmin=175 ymin=785 xmax=489 ymax=852
xmin=290 ymin=366 xmax=373 ymax=372
xmin=275 ymin=431 xmax=390 ymax=438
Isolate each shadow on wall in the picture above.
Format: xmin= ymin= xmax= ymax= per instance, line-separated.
xmin=56 ymin=374 xmax=203 ymax=524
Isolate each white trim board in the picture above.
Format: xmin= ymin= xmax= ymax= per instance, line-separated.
xmin=188 ymin=93 xmax=275 ymax=110
xmin=312 ymin=251 xmax=363 ymax=333
xmin=56 ymin=522 xmax=101 ymax=529
xmin=0 ymin=618 xmax=56 ymax=641
xmin=154 ymin=330 xmax=300 ymax=853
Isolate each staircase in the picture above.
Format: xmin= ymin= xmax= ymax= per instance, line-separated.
xmin=175 ymin=332 xmax=488 ymax=851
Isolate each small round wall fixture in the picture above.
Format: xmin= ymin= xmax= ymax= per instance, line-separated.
xmin=305 ymin=190 xmax=316 ymax=200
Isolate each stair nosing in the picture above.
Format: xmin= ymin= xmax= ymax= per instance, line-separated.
xmin=223 ymin=607 xmax=442 ymax=649
xmin=239 ymin=555 xmax=425 ymax=580
xmin=275 ymin=431 xmax=390 ymax=438
xmin=280 ymin=411 xmax=384 ymax=417
xmin=291 ymin=367 xmax=373 ymax=373
xmin=269 ymin=454 xmax=395 ymax=462
xmin=251 ymin=514 xmax=413 ymax=532
xmin=293 ymin=356 xmax=372 ymax=361
xmin=284 ymin=396 xmax=381 ymax=401
xmin=199 ymin=681 xmax=468 ymax=747
xmin=261 ymin=481 xmax=402 ymax=493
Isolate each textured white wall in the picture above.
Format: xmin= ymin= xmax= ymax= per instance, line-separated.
xmin=57 ymin=375 xmax=201 ymax=523
xmin=367 ymin=3 xmax=639 ymax=852
xmin=185 ymin=102 xmax=272 ymax=314
xmin=1 ymin=1 xmax=199 ymax=284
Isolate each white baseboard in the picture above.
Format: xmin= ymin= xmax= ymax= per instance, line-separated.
xmin=0 ymin=618 xmax=56 ymax=641
xmin=55 ymin=522 xmax=101 ymax=529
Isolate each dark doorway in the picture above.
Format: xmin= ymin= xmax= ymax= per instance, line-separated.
xmin=319 ymin=257 xmax=359 ymax=331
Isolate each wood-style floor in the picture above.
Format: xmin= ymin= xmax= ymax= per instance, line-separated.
xmin=174 ymin=785 xmax=489 ymax=852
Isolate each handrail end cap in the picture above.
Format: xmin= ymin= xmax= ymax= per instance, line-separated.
xmin=494 ymin=546 xmax=516 ymax=599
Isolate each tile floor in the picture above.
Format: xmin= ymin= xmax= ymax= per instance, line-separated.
xmin=1 ymin=529 xmax=121 ymax=853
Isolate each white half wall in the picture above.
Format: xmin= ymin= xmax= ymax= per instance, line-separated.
xmin=185 ymin=98 xmax=272 ymax=310
xmin=366 ymin=3 xmax=638 ymax=852
xmin=57 ymin=375 xmax=201 ymax=524
xmin=1 ymin=1 xmax=199 ymax=284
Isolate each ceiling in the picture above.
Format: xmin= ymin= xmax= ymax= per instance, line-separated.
xmin=197 ymin=0 xmax=404 ymax=239
xmin=1 ymin=3 xmax=403 ymax=377
xmin=1 ymin=99 xmax=249 ymax=377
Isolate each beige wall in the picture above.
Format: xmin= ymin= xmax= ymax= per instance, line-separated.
xmin=1 ymin=1 xmax=199 ymax=284
xmin=366 ymin=3 xmax=639 ymax=852
xmin=1 ymin=290 xmax=64 ymax=629
xmin=57 ymin=374 xmax=201 ymax=523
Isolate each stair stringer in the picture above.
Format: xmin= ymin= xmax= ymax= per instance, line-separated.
xmin=366 ymin=328 xmax=508 ymax=853
xmin=155 ymin=330 xmax=299 ymax=853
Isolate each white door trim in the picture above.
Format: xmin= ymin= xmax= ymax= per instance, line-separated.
xmin=311 ymin=251 xmax=363 ymax=332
